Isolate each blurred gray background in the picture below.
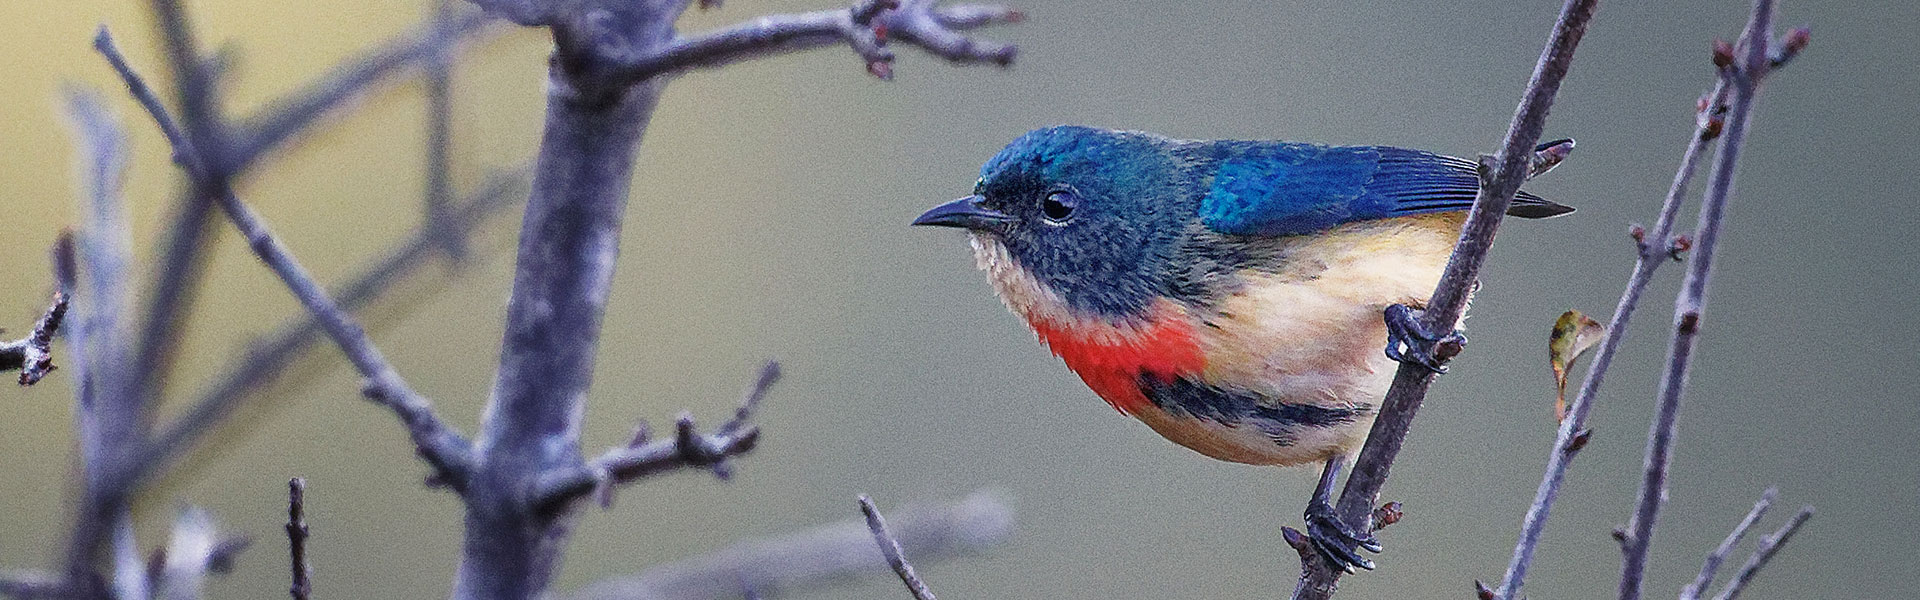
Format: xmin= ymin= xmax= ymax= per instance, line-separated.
xmin=0 ymin=0 xmax=1912 ymax=598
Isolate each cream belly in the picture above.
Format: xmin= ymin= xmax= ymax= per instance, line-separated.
xmin=1162 ymin=213 xmax=1464 ymax=466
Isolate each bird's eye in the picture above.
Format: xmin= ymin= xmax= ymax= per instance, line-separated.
xmin=1041 ymin=190 xmax=1078 ymax=223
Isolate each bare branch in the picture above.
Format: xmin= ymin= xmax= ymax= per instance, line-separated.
xmin=59 ymin=88 xmax=135 ymax=449
xmin=133 ymin=171 xmax=525 ymax=488
xmin=423 ymin=0 xmax=467 ymax=261
xmin=0 ymin=284 xmax=70 ymax=386
xmin=154 ymin=506 xmax=219 ymax=600
xmin=0 ymin=571 xmax=63 ymax=600
xmin=534 ymin=362 xmax=778 ymax=511
xmin=860 ymin=495 xmax=938 ymax=600
xmin=1291 ymin=0 xmax=1599 ymax=596
xmin=228 ymin=10 xmax=495 ymax=170
xmin=1619 ymin=2 xmax=1801 ymax=598
xmin=569 ymin=492 xmax=1011 ymax=600
xmin=1680 ymin=488 xmax=1777 ymax=600
xmin=287 ymin=478 xmax=311 ymax=600
xmin=96 ymin=28 xmax=475 ymax=488
xmin=1709 ymin=506 xmax=1812 ymax=600
xmin=617 ymin=0 xmax=1019 ymax=82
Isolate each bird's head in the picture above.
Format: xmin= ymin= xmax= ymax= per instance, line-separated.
xmin=913 ymin=126 xmax=1205 ymax=323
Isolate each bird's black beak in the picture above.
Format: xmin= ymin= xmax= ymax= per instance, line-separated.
xmin=912 ymin=195 xmax=1011 ymax=230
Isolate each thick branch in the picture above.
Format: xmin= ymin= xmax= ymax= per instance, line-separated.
xmin=616 ymin=1 xmax=1019 ymax=82
xmin=1290 ymin=1 xmax=1599 ymax=597
xmin=1618 ymin=2 xmax=1797 ymax=598
xmin=568 ymin=492 xmax=1013 ymax=600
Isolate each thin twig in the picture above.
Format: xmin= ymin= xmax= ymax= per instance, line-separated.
xmin=1290 ymin=0 xmax=1599 ymax=597
xmin=97 ymin=28 xmax=475 ymax=487
xmin=0 ymin=287 xmax=70 ymax=386
xmin=1679 ymin=488 xmax=1776 ymax=600
xmin=287 ymin=478 xmax=311 ymax=600
xmin=132 ymin=170 xmax=524 ymax=490
xmin=1490 ymin=53 xmax=1748 ymax=600
xmin=1618 ymin=2 xmax=1802 ymax=598
xmin=533 ymin=362 xmax=778 ymax=511
xmin=227 ymin=9 xmax=493 ymax=170
xmin=1708 ymin=506 xmax=1812 ymax=600
xmin=616 ymin=1 xmax=1019 ymax=82
xmin=567 ymin=491 xmax=1014 ymax=600
xmin=860 ymin=495 xmax=937 ymax=600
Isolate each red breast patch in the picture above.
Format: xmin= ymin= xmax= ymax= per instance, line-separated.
xmin=1026 ymin=304 xmax=1206 ymax=415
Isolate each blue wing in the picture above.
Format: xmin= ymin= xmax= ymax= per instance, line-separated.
xmin=1199 ymin=143 xmax=1572 ymax=237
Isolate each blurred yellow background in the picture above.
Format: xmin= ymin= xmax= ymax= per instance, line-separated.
xmin=0 ymin=1 xmax=1911 ymax=599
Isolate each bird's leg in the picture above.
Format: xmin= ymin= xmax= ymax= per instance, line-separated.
xmin=1302 ymin=456 xmax=1381 ymax=572
xmin=1383 ymin=303 xmax=1467 ymax=374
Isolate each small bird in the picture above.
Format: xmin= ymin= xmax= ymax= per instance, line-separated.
xmin=913 ymin=125 xmax=1572 ymax=572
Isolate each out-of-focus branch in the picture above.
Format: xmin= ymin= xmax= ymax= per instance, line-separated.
xmin=132 ymin=170 xmax=525 ymax=489
xmin=1617 ymin=3 xmax=1807 ymax=598
xmin=859 ymin=495 xmax=938 ymax=600
xmin=616 ymin=1 xmax=1020 ymax=82
xmin=1679 ymin=488 xmax=1776 ymax=600
xmin=227 ymin=9 xmax=494 ymax=170
xmin=423 ymin=0 xmax=467 ymax=261
xmin=1290 ymin=0 xmax=1599 ymax=597
xmin=533 ymin=362 xmax=776 ymax=511
xmin=1709 ymin=505 xmax=1812 ymax=600
xmin=0 ymin=571 xmax=62 ymax=600
xmin=568 ymin=492 xmax=1014 ymax=600
xmin=96 ymin=28 xmax=475 ymax=489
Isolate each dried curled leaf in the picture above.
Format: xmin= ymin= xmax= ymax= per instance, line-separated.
xmin=1548 ymin=310 xmax=1606 ymax=420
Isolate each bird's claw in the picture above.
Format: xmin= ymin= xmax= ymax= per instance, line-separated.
xmin=1383 ymin=303 xmax=1466 ymax=374
xmin=1304 ymin=498 xmax=1380 ymax=573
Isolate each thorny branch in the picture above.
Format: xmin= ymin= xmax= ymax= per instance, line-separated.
xmin=1290 ymin=0 xmax=1599 ymax=597
xmin=1617 ymin=2 xmax=1808 ymax=598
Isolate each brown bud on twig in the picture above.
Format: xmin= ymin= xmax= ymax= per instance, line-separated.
xmin=1566 ymin=427 xmax=1593 ymax=453
xmin=1372 ymin=502 xmax=1404 ymax=530
xmin=1711 ymin=39 xmax=1736 ymax=69
xmin=1668 ymin=234 xmax=1693 ymax=261
xmin=1771 ymin=26 xmax=1810 ymax=68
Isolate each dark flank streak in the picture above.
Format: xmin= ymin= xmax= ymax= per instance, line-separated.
xmin=1138 ymin=375 xmax=1365 ymax=445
